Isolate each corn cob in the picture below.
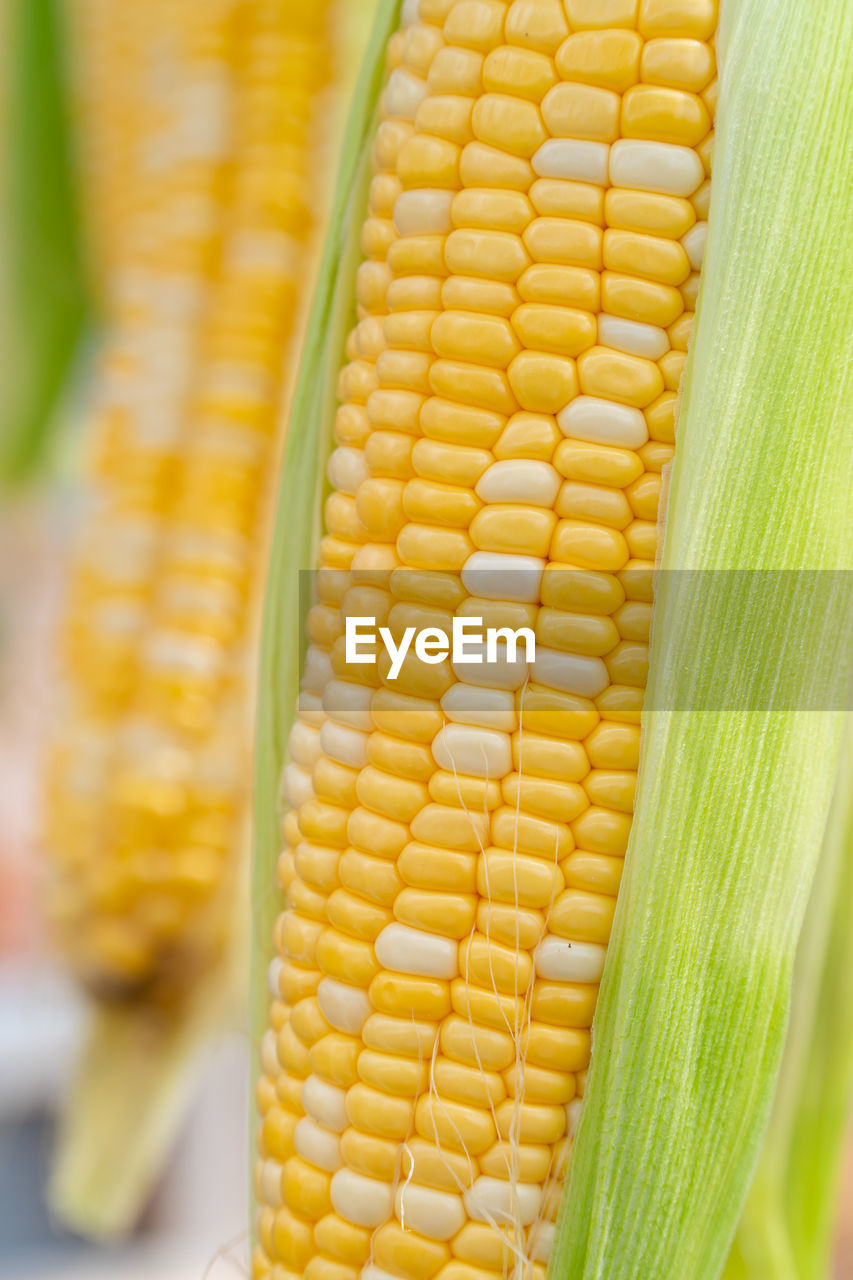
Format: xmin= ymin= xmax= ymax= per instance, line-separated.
xmin=63 ymin=0 xmax=158 ymax=294
xmin=253 ymin=1 xmax=718 ymax=1276
xmin=48 ymin=0 xmax=336 ymax=1000
xmin=45 ymin=0 xmax=377 ymax=1239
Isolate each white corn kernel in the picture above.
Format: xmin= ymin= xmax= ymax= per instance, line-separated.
xmin=385 ymin=68 xmax=428 ymax=120
xmin=475 ymin=460 xmax=561 ymax=507
xmin=610 ymin=139 xmax=704 ymax=197
xmin=432 ymin=724 xmax=513 ymax=779
xmin=531 ymin=1222 xmax=556 ymax=1262
xmin=535 ymin=935 xmax=607 ymax=983
xmin=303 ymin=646 xmax=334 ymax=694
xmin=298 ymin=691 xmax=324 ymax=726
xmin=281 ymin=763 xmax=314 ymax=809
xmin=294 ymin=1117 xmax=342 ymax=1172
xmin=533 ymin=139 xmax=610 ymax=185
xmin=375 ymin=923 xmax=458 ymax=979
xmin=440 ymin=684 xmax=517 ymax=732
xmin=267 ymin=957 xmax=284 ymax=1000
xmin=361 ymin=1269 xmax=401 ymax=1280
xmin=320 ymin=722 xmax=370 ymax=769
xmin=332 ymin=1169 xmax=395 ymax=1227
xmin=532 ymin=647 xmax=609 ymax=698
xmin=394 ymin=189 xmax=454 ymax=236
xmin=567 ymin=1098 xmax=584 ymax=1139
xmin=261 ymin=1029 xmax=279 ymax=1077
xmin=328 ymin=446 xmax=369 ymax=495
xmin=323 ymin=680 xmax=374 ymax=731
xmin=302 ymin=1075 xmax=349 ymax=1132
xmin=682 ymin=221 xmax=708 ymax=270
xmin=288 ymin=721 xmax=323 ymax=768
xmin=557 ymin=396 xmax=649 ymax=449
xmin=463 ymin=1176 xmax=541 ymax=1227
xmin=317 ymin=977 xmax=372 ymax=1034
xmin=598 ymin=315 xmax=670 ymax=360
xmin=258 ymin=1160 xmax=284 ymax=1208
xmin=462 ymin=552 xmax=545 ymax=604
xmin=395 ymin=1183 xmax=466 ymax=1240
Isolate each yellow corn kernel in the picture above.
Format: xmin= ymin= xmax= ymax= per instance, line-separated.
xmin=556 ymin=481 xmax=633 ymax=528
xmin=432 ymin=310 xmax=521 ymax=367
xmin=482 ymin=46 xmax=557 ymax=103
xmin=604 ymin=229 xmax=691 ymax=287
xmin=512 ymin=304 xmax=597 ymax=358
xmin=283 ymin=1158 xmax=332 ymax=1220
xmin=507 ymin=352 xmax=579 ymax=414
xmin=639 ymin=0 xmax=718 ymax=42
xmin=394 ymin=887 xmax=478 ymax=937
xmin=358 ymin=1050 xmax=427 ymax=1098
xmin=519 ymin=263 xmax=601 ymax=312
xmin=403 ymin=1138 xmax=476 ymax=1192
xmin=443 ymin=0 xmax=506 ymax=54
xmin=622 ymin=84 xmax=711 ymax=147
xmin=362 ymin=1013 xmax=438 ymax=1060
xmin=471 ymin=94 xmax=547 ymax=159
xmin=347 ymin=1083 xmax=414 ymax=1141
xmin=369 ymin=971 xmax=453 ymax=1021
xmin=416 ymin=95 xmax=476 ymax=147
xmin=470 ymin=504 xmax=557 ymax=555
xmin=441 ymin=277 xmax=520 ymax=318
xmin=373 ymin=1221 xmax=452 ymax=1278
xmin=556 ymin=30 xmax=643 ymax=92
xmin=524 ymin=218 xmax=603 ymax=270
xmin=641 ymin=36 xmax=716 ymax=91
xmin=542 ymin=82 xmax=621 ymax=142
xmin=493 ymin=410 xmax=561 ymax=461
xmin=605 ymin=188 xmax=696 ymax=239
xmin=428 ymin=46 xmax=484 ymax=97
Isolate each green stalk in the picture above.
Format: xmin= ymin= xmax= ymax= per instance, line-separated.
xmin=250 ymin=0 xmax=403 ymax=1209
xmin=0 ymin=0 xmax=89 ymax=489
xmin=551 ymin=2 xmax=853 ymax=1277
xmin=726 ymin=721 xmax=853 ymax=1280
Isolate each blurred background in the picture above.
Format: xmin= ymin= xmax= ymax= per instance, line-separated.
xmin=0 ymin=0 xmax=851 ymax=1277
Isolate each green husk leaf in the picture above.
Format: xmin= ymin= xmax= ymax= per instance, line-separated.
xmin=551 ymin=2 xmax=853 ymax=1277
xmin=50 ymin=969 xmax=236 ymax=1240
xmin=250 ymin=0 xmax=402 ymax=1191
xmin=50 ymin=786 xmax=251 ymax=1240
xmin=0 ymin=0 xmax=89 ymax=489
xmin=725 ymin=720 xmax=853 ymax=1280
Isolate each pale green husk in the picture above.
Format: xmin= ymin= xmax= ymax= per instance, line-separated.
xmin=250 ymin=0 xmax=403 ymax=1199
xmin=551 ymin=2 xmax=853 ymax=1277
xmin=50 ymin=850 xmax=249 ymax=1240
xmin=49 ymin=980 xmax=232 ymax=1240
xmin=725 ymin=721 xmax=853 ymax=1280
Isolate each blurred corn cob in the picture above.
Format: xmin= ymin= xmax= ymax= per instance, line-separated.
xmin=46 ymin=0 xmax=376 ymax=1237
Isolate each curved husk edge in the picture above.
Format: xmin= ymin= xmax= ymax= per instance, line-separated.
xmin=551 ymin=1 xmax=853 ymax=1277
